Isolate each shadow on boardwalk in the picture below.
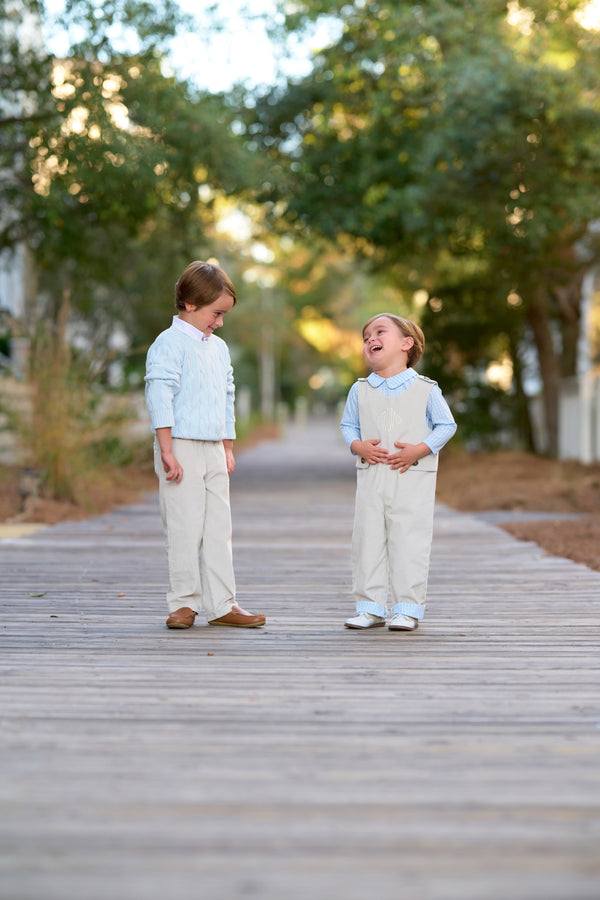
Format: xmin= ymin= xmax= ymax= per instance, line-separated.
xmin=1 ymin=417 xmax=600 ymax=900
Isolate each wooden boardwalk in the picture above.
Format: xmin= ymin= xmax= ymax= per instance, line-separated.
xmin=1 ymin=418 xmax=599 ymax=900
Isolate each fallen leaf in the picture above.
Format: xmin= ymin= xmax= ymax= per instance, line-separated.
xmin=28 ymin=592 xmax=47 ymax=598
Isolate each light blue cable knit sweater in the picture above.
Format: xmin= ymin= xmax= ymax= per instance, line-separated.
xmin=144 ymin=316 xmax=235 ymax=441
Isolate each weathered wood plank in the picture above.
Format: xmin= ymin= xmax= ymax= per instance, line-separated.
xmin=1 ymin=418 xmax=599 ymax=900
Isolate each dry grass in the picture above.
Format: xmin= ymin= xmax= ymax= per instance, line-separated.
xmin=0 ymin=422 xmax=280 ymax=526
xmin=0 ymin=458 xmax=157 ymax=525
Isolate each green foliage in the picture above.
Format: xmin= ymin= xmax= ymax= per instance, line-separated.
xmin=0 ymin=1 xmax=56 ymax=247
xmin=255 ymin=0 xmax=600 ymax=451
xmin=451 ymin=381 xmax=522 ymax=451
xmin=58 ymin=0 xmax=187 ymax=55
xmin=2 ymin=0 xmax=292 ymax=491
xmin=2 ymin=1 xmax=264 ymax=348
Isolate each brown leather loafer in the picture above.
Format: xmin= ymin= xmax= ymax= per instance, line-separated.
xmin=208 ymin=608 xmax=265 ymax=628
xmin=166 ymin=607 xmax=197 ymax=629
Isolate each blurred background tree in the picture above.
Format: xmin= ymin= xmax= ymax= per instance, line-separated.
xmin=2 ymin=0 xmax=600 ymax=498
xmin=2 ymin=1 xmax=266 ymax=357
xmin=251 ymin=0 xmax=600 ymax=453
xmin=1 ymin=0 xmax=271 ymax=498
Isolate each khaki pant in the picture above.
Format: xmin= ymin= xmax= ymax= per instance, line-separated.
xmin=155 ymin=438 xmax=236 ymax=620
xmin=352 ymin=464 xmax=437 ymax=620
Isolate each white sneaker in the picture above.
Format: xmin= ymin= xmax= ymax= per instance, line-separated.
xmin=344 ymin=613 xmax=385 ymax=629
xmin=388 ymin=614 xmax=418 ymax=631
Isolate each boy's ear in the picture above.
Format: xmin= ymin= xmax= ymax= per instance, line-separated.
xmin=402 ymin=335 xmax=415 ymax=349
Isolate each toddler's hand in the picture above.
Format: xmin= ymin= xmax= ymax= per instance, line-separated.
xmin=388 ymin=441 xmax=423 ymax=472
xmin=353 ymin=438 xmax=389 ymax=465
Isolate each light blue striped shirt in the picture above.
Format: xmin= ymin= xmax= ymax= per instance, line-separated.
xmin=145 ymin=317 xmax=235 ymax=440
xmin=340 ymin=368 xmax=456 ymax=455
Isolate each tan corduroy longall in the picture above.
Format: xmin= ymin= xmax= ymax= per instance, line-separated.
xmin=352 ymin=377 xmax=438 ymax=620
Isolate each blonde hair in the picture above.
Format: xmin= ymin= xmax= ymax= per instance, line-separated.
xmin=362 ymin=314 xmax=425 ymax=368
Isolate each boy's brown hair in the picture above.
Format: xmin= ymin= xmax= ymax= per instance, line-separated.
xmin=175 ymin=261 xmax=236 ymax=310
xmin=362 ymin=314 xmax=425 ymax=368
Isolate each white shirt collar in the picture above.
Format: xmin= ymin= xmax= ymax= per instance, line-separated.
xmin=172 ymin=315 xmax=209 ymax=342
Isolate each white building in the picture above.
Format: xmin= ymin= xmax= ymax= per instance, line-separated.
xmin=0 ymin=1 xmax=45 ymax=374
xmin=558 ymin=269 xmax=600 ymax=462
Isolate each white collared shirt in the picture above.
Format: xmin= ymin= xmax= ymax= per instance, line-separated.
xmin=171 ymin=315 xmax=209 ymax=342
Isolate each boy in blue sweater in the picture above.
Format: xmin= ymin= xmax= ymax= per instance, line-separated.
xmin=145 ymin=260 xmax=265 ymax=629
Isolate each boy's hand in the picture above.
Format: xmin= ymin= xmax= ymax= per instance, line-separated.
xmin=387 ymin=441 xmax=430 ymax=473
xmin=224 ymin=447 xmax=235 ymax=476
xmin=161 ymin=450 xmax=183 ymax=483
xmin=351 ymin=438 xmax=389 ymax=465
xmin=223 ymin=439 xmax=235 ymax=476
xmin=155 ymin=427 xmax=182 ymax=482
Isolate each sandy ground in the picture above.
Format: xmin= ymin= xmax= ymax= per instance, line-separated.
xmin=1 ymin=439 xmax=599 ymax=573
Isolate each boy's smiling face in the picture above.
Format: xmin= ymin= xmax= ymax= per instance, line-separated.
xmin=362 ymin=316 xmax=414 ymax=377
xmin=181 ymin=290 xmax=235 ymax=337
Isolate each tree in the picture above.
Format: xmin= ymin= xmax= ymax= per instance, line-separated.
xmin=252 ymin=0 xmax=600 ymax=453
xmin=0 ymin=0 xmax=269 ymax=500
xmin=1 ymin=0 xmax=262 ymax=346
xmin=0 ymin=1 xmax=55 ymax=247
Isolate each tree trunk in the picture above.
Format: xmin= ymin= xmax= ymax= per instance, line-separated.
xmin=509 ymin=331 xmax=535 ymax=452
xmin=552 ymin=272 xmax=585 ymax=378
xmin=260 ymin=293 xmax=276 ymax=421
xmin=525 ymin=284 xmax=560 ymax=456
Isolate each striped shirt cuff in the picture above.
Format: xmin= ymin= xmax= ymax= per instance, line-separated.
xmin=356 ymin=600 xmax=387 ymax=617
xmin=392 ymin=602 xmax=425 ymax=620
